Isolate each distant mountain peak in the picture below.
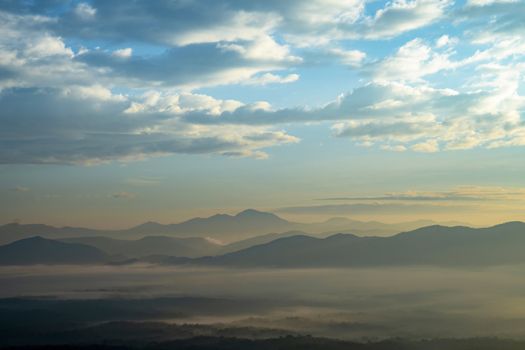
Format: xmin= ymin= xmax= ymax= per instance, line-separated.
xmin=132 ymin=221 xmax=164 ymax=229
xmin=235 ymin=209 xmax=290 ymax=225
xmin=235 ymin=209 xmax=272 ymax=217
xmin=18 ymin=235 xmax=47 ymax=242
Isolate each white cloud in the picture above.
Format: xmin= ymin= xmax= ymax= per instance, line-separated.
xmin=74 ymin=3 xmax=97 ymax=20
xmin=466 ymin=0 xmax=518 ymax=6
xmin=360 ymin=0 xmax=452 ymax=39
xmin=369 ymin=38 xmax=457 ymax=81
xmin=330 ymin=48 xmax=366 ymax=67
xmin=435 ymin=34 xmax=458 ymax=48
xmin=112 ymin=48 xmax=132 ymax=59
xmin=174 ymin=11 xmax=280 ymax=46
xmin=243 ymin=73 xmax=299 ymax=86
xmin=25 ymin=35 xmax=74 ymax=58
xmin=218 ymin=35 xmax=301 ymax=63
xmin=412 ymin=139 xmax=440 ymax=152
xmin=62 ymin=85 xmax=126 ymax=102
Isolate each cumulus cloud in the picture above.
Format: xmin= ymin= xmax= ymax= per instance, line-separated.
xmin=0 ymin=0 xmax=524 ymax=164
xmin=182 ymin=77 xmax=525 ymax=152
xmin=366 ymin=38 xmax=457 ymax=82
xmin=0 ymin=88 xmax=298 ymax=165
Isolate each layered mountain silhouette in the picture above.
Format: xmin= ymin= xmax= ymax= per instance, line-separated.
xmin=0 ymin=223 xmax=100 ymax=245
xmin=123 ymin=209 xmax=292 ymax=241
xmin=1 ymin=222 xmax=525 ymax=266
xmin=0 ymin=236 xmax=108 ymax=265
xmin=0 ymin=209 xmax=453 ymax=245
xmin=140 ymin=221 xmax=525 ymax=267
xmin=60 ymin=236 xmax=221 ymax=258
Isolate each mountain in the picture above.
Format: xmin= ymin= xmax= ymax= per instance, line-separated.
xmin=125 ymin=209 xmax=292 ymax=241
xmin=166 ymin=221 xmax=525 ymax=267
xmin=0 ymin=210 xmax=468 ymax=245
xmin=5 ymin=222 xmax=525 ymax=267
xmin=0 ymin=223 xmax=102 ymax=245
xmin=0 ymin=210 xmax=294 ymax=244
xmin=291 ymin=217 xmax=455 ymax=236
xmin=0 ymin=236 xmax=109 ymax=265
xmin=219 ymin=230 xmax=312 ymax=254
xmin=61 ymin=235 xmax=222 ymax=258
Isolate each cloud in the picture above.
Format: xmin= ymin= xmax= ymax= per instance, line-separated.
xmin=74 ymin=3 xmax=97 ymax=20
xmin=182 ymin=76 xmax=525 ymax=153
xmin=5 ymin=0 xmax=444 ymax=46
xmin=0 ymin=88 xmax=298 ymax=165
xmin=0 ymin=10 xmax=300 ymax=91
xmin=0 ymin=0 xmax=451 ymax=65
xmin=0 ymin=0 xmax=523 ymax=163
xmin=435 ymin=34 xmax=458 ymax=48
xmin=365 ymin=38 xmax=457 ymax=82
xmin=459 ymin=0 xmax=525 ymax=42
xmin=318 ymin=186 xmax=525 ymax=202
xmin=125 ymin=176 xmax=163 ymax=186
xmin=276 ymin=202 xmax=467 ymax=216
xmin=242 ymin=73 xmax=300 ymax=86
xmin=111 ymin=192 xmax=136 ymax=199
xmin=357 ymin=0 xmax=452 ymax=40
xmin=10 ymin=186 xmax=30 ymax=193
xmin=111 ymin=48 xmax=132 ymax=59
xmin=411 ymin=139 xmax=440 ymax=153
xmin=279 ymin=185 xmax=525 ymax=216
xmin=71 ymin=40 xmax=300 ymax=89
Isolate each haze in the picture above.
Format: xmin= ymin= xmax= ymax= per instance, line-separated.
xmin=1 ymin=0 xmax=525 ymax=349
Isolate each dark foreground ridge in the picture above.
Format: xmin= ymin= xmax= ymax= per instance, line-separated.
xmin=2 ymin=336 xmax=525 ymax=350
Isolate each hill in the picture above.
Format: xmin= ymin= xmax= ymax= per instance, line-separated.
xmin=0 ymin=236 xmax=109 ymax=265
xmin=171 ymin=221 xmax=525 ymax=267
xmin=61 ymin=236 xmax=222 ymax=258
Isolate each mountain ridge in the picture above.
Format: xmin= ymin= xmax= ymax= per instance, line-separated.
xmin=0 ymin=236 xmax=109 ymax=265
xmin=143 ymin=221 xmax=525 ymax=268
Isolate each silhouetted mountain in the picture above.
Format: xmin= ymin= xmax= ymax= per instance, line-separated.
xmin=0 ymin=237 xmax=108 ymax=265
xmin=219 ymin=230 xmax=312 ymax=254
xmin=5 ymin=219 xmax=519 ymax=267
xmin=125 ymin=209 xmax=292 ymax=241
xmin=0 ymin=210 xmax=469 ymax=245
xmin=157 ymin=221 xmax=525 ymax=267
xmin=61 ymin=236 xmax=222 ymax=258
xmin=0 ymin=223 xmax=102 ymax=245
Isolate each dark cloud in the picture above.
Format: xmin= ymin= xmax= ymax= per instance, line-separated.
xmin=74 ymin=43 xmax=292 ymax=88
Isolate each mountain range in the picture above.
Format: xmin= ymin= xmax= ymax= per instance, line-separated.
xmin=145 ymin=221 xmax=525 ymax=268
xmin=60 ymin=235 xmax=221 ymax=258
xmin=0 ymin=236 xmax=109 ymax=265
xmin=2 ymin=221 xmax=524 ymax=267
xmin=0 ymin=209 xmax=463 ymax=245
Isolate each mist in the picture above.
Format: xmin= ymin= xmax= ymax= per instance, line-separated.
xmin=3 ymin=264 xmax=525 ymax=341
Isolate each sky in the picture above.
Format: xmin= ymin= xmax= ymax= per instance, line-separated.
xmin=1 ymin=0 xmax=525 ymax=228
